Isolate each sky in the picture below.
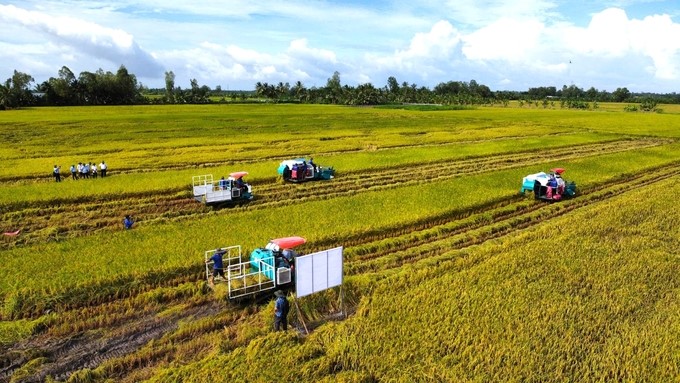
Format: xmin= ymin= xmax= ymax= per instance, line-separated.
xmin=0 ymin=0 xmax=679 ymax=93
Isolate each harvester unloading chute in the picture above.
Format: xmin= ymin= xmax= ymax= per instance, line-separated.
xmin=278 ymin=158 xmax=334 ymax=182
xmin=520 ymin=168 xmax=577 ymax=201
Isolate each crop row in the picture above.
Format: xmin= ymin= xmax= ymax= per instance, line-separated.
xmin=141 ymin=176 xmax=680 ymax=382
xmin=2 ymin=104 xmax=607 ymax=181
xmin=0 ymin=138 xmax=665 ymax=249
xmin=5 ymin=159 xmax=680 ymax=382
xmin=2 ymin=143 xmax=679 ymax=316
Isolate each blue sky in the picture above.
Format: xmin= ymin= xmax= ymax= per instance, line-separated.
xmin=0 ymin=0 xmax=678 ymax=93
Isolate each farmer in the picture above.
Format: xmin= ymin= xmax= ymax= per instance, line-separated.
xmin=273 ymin=290 xmax=290 ymax=331
xmin=99 ymin=161 xmax=107 ymax=177
xmin=282 ymin=165 xmax=291 ymax=181
xmin=123 ymin=215 xmax=134 ymax=230
xmin=53 ymin=165 xmax=61 ymax=182
xmin=207 ymin=248 xmax=226 ymax=284
xmin=70 ymin=164 xmax=78 ymax=180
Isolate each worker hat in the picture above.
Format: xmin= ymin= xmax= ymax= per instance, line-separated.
xmin=274 ymin=290 xmax=285 ymax=297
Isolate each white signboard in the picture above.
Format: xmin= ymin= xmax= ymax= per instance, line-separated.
xmin=295 ymin=246 xmax=343 ymax=298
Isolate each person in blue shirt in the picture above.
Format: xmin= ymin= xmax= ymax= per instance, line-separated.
xmin=273 ymin=290 xmax=290 ymax=331
xmin=218 ymin=176 xmax=227 ymax=190
xmin=123 ymin=215 xmax=134 ymax=230
xmin=207 ymin=248 xmax=226 ymax=284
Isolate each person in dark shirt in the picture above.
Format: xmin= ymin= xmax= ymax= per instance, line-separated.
xmin=273 ymin=290 xmax=290 ymax=331
xmin=207 ymin=248 xmax=226 ymax=284
xmin=123 ymin=215 xmax=134 ymax=230
xmin=282 ymin=165 xmax=291 ymax=181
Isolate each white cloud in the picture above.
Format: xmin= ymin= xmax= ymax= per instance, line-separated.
xmin=368 ymin=21 xmax=461 ymax=71
xmin=0 ymin=4 xmax=163 ymax=78
xmin=462 ymin=17 xmax=545 ymax=62
xmin=1 ymin=1 xmax=679 ymax=92
xmin=563 ymin=8 xmax=680 ymax=80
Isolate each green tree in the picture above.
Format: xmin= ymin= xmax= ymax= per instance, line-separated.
xmin=325 ymin=71 xmax=342 ymax=104
xmin=1 ymin=70 xmax=35 ymax=108
xmin=612 ymin=87 xmax=631 ymax=102
xmin=164 ymin=71 xmax=176 ymax=103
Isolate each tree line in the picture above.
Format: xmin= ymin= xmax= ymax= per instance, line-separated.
xmin=2 ymin=66 xmax=679 ymax=110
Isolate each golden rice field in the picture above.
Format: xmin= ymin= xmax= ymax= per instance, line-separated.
xmin=1 ymin=103 xmax=680 ymax=382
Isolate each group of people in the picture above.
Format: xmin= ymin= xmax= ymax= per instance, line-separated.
xmin=282 ymin=157 xmax=317 ymax=181
xmin=53 ymin=161 xmax=108 ymax=182
xmin=545 ymin=172 xmax=566 ymax=198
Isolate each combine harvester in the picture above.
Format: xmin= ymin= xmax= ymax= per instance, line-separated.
xmin=277 ymin=158 xmax=334 ymax=183
xmin=520 ymin=167 xmax=577 ymax=201
xmin=205 ymin=236 xmax=343 ymax=301
xmin=192 ymin=172 xmax=253 ymax=206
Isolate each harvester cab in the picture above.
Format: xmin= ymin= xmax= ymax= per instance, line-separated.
xmin=192 ymin=171 xmax=253 ymax=205
xmin=278 ymin=158 xmax=334 ymax=182
xmin=520 ymin=168 xmax=577 ymax=201
xmin=206 ymin=236 xmax=307 ymax=300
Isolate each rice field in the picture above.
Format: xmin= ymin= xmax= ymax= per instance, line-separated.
xmin=1 ymin=103 xmax=679 ymax=382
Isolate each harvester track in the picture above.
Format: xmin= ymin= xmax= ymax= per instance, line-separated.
xmin=0 ymin=138 xmax=666 ymax=249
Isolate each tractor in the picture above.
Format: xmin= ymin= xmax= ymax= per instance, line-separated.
xmin=192 ymin=171 xmax=253 ymax=205
xmin=520 ymin=168 xmax=577 ymax=201
xmin=278 ymin=158 xmax=334 ymax=182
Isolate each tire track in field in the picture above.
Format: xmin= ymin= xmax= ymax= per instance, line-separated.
xmin=0 ymin=298 xmax=242 ymax=383
xmin=342 ymin=161 xmax=680 ymax=274
xmin=0 ymin=138 xmax=668 ymax=249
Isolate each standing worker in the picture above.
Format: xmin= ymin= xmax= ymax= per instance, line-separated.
xmin=207 ymin=248 xmax=226 ymax=285
xmin=53 ymin=165 xmax=61 ymax=182
xmin=70 ymin=164 xmax=78 ymax=180
xmin=282 ymin=165 xmax=291 ymax=181
xmin=273 ymin=290 xmax=290 ymax=331
xmin=99 ymin=161 xmax=107 ymax=178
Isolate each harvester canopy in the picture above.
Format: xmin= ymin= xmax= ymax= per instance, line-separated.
xmin=270 ymin=236 xmax=306 ymax=250
xmin=229 ymin=171 xmax=248 ymax=180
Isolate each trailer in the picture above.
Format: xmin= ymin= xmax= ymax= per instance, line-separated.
xmin=192 ymin=172 xmax=253 ymax=205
